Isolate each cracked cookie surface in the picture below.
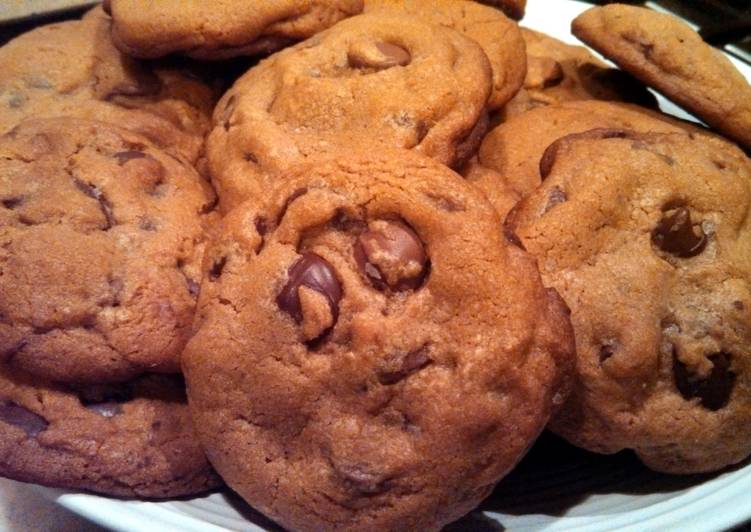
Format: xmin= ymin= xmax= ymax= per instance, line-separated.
xmin=105 ymin=0 xmax=364 ymax=60
xmin=506 ymin=130 xmax=751 ymax=473
xmin=207 ymin=12 xmax=492 ymax=212
xmin=572 ymin=4 xmax=751 ymax=151
xmin=0 ymin=118 xmax=216 ymax=383
xmin=364 ymin=0 xmax=526 ymax=110
xmin=0 ymin=7 xmax=217 ymax=164
xmin=183 ymin=149 xmax=574 ymax=530
xmin=0 ymin=366 xmax=221 ymax=497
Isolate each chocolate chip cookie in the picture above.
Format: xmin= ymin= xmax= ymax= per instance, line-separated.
xmin=501 ymin=28 xmax=655 ymax=120
xmin=572 ymin=4 xmax=751 ymax=151
xmin=506 ymin=129 xmax=751 ymax=474
xmin=0 ymin=366 xmax=221 ymax=497
xmin=183 ymin=149 xmax=574 ymax=530
xmin=464 ymin=100 xmax=705 ymax=218
xmin=0 ymin=7 xmax=217 ymax=164
xmin=0 ymin=118 xmax=216 ymax=383
xmin=104 ymin=0 xmax=364 ymax=60
xmin=207 ymin=13 xmax=492 ymax=212
xmin=364 ymin=0 xmax=526 ymax=110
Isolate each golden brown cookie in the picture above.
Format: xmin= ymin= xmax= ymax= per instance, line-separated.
xmin=506 ymin=129 xmax=751 ymax=474
xmin=183 ymin=149 xmax=574 ymax=530
xmin=104 ymin=0 xmax=364 ymax=60
xmin=0 ymin=7 xmax=217 ymax=164
xmin=364 ymin=0 xmax=526 ymax=110
xmin=501 ymin=28 xmax=655 ymax=120
xmin=464 ymin=100 xmax=706 ymax=218
xmin=0 ymin=368 xmax=221 ymax=497
xmin=0 ymin=118 xmax=216 ymax=383
xmin=207 ymin=13 xmax=492 ymax=212
xmin=572 ymin=4 xmax=751 ymax=150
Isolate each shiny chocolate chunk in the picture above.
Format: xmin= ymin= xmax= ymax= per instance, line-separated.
xmin=0 ymin=401 xmax=48 ymax=436
xmin=652 ymin=206 xmax=708 ymax=258
xmin=354 ymin=221 xmax=427 ymax=291
xmin=277 ymin=253 xmax=342 ymax=327
xmin=378 ymin=347 xmax=432 ymax=385
xmin=674 ymin=351 xmax=735 ymax=411
xmin=349 ymin=42 xmax=411 ymax=70
xmin=114 ymin=150 xmax=148 ymax=165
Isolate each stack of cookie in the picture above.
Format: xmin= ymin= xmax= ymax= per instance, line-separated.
xmin=0 ymin=0 xmax=750 ymax=529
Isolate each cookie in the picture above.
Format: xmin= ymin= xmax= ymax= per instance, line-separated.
xmin=506 ymin=129 xmax=751 ymax=474
xmin=476 ymin=0 xmax=526 ymax=21
xmin=183 ymin=149 xmax=574 ymax=530
xmin=572 ymin=4 xmax=751 ymax=151
xmin=463 ymin=100 xmax=705 ymax=218
xmin=0 ymin=367 xmax=221 ymax=497
xmin=0 ymin=7 xmax=217 ymax=164
xmin=0 ymin=118 xmax=216 ymax=383
xmin=364 ymin=0 xmax=526 ymax=110
xmin=104 ymin=0 xmax=364 ymax=60
xmin=207 ymin=13 xmax=493 ymax=212
xmin=501 ymin=28 xmax=655 ymax=120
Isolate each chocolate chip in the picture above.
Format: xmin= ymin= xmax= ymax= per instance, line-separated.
xmin=354 ymin=221 xmax=427 ymax=291
xmin=73 ymin=179 xmax=115 ymax=230
xmin=349 ymin=42 xmax=411 ymax=70
xmin=114 ymin=150 xmax=148 ymax=165
xmin=543 ymin=186 xmax=567 ymax=214
xmin=209 ymin=257 xmax=227 ymax=281
xmin=2 ymin=197 xmax=22 ymax=210
xmin=598 ymin=341 xmax=618 ymax=364
xmin=674 ymin=351 xmax=735 ymax=411
xmin=244 ymin=152 xmax=258 ymax=164
xmin=186 ymin=277 xmax=200 ymax=298
xmin=0 ymin=402 xmax=48 ymax=436
xmin=652 ymin=206 xmax=707 ymax=258
xmin=276 ymin=253 xmax=342 ymax=331
xmin=502 ymin=224 xmax=525 ymax=250
xmin=378 ymin=346 xmax=432 ymax=385
xmin=85 ymin=402 xmax=123 ymax=418
xmin=376 ymin=42 xmax=410 ymax=66
xmin=734 ymin=301 xmax=745 ymax=311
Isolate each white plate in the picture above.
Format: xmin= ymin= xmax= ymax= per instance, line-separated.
xmin=38 ymin=1 xmax=751 ymax=531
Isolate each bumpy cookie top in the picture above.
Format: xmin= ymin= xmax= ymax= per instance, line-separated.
xmin=501 ymin=28 xmax=655 ymax=120
xmin=183 ymin=150 xmax=574 ymax=531
xmin=104 ymin=0 xmax=364 ymax=60
xmin=572 ymin=4 xmax=751 ymax=151
xmin=0 ymin=7 xmax=217 ymax=164
xmin=0 ymin=367 xmax=221 ymax=497
xmin=507 ymin=130 xmax=751 ymax=473
xmin=0 ymin=118 xmax=216 ymax=383
xmin=464 ymin=100 xmax=705 ymax=218
xmin=207 ymin=13 xmax=492 ymax=212
xmin=364 ymin=0 xmax=526 ymax=110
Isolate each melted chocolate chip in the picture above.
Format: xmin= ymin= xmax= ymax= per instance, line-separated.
xmin=378 ymin=347 xmax=432 ymax=385
xmin=0 ymin=402 xmax=48 ymax=436
xmin=209 ymin=257 xmax=227 ymax=281
xmin=73 ymin=179 xmax=115 ymax=230
xmin=598 ymin=341 xmax=617 ymax=364
xmin=674 ymin=351 xmax=735 ymax=411
xmin=543 ymin=186 xmax=567 ymax=214
xmin=652 ymin=206 xmax=708 ymax=258
xmin=349 ymin=42 xmax=411 ymax=70
xmin=2 ymin=197 xmax=22 ymax=210
xmin=502 ymin=224 xmax=526 ymax=250
xmin=354 ymin=221 xmax=427 ymax=291
xmin=277 ymin=253 xmax=342 ymax=327
xmin=114 ymin=150 xmax=148 ymax=165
